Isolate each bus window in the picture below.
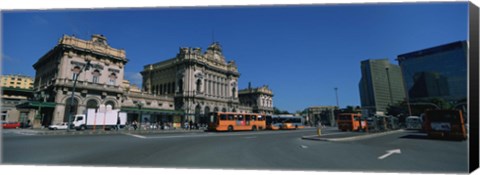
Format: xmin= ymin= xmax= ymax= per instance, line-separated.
xmin=220 ymin=114 xmax=227 ymax=120
xmin=251 ymin=115 xmax=256 ymax=121
xmin=237 ymin=115 xmax=244 ymax=126
xmin=228 ymin=114 xmax=234 ymax=120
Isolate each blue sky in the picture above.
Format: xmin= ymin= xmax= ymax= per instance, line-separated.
xmin=1 ymin=2 xmax=468 ymax=112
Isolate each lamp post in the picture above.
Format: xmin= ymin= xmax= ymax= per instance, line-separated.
xmin=67 ymin=60 xmax=92 ymax=132
xmin=334 ymin=87 xmax=339 ymax=108
xmin=34 ymin=91 xmax=50 ymax=128
xmin=137 ymin=102 xmax=143 ymax=130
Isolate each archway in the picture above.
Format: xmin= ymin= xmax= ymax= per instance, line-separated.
xmin=86 ymin=99 xmax=99 ymax=110
xmin=105 ymin=101 xmax=116 ymax=109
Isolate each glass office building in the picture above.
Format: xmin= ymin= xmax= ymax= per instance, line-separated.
xmin=397 ymin=41 xmax=467 ymax=103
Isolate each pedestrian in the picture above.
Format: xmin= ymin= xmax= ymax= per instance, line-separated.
xmin=116 ymin=116 xmax=121 ymax=131
xmin=184 ymin=121 xmax=189 ymax=130
xmin=132 ymin=120 xmax=137 ymax=130
xmin=189 ymin=120 xmax=193 ymax=130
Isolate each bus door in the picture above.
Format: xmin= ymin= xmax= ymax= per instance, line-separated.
xmin=245 ymin=114 xmax=251 ymax=126
xmin=236 ymin=114 xmax=245 ymax=127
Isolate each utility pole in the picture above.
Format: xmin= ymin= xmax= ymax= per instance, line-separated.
xmin=334 ymin=87 xmax=339 ymax=108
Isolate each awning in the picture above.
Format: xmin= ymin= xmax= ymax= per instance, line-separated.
xmin=120 ymin=106 xmax=184 ymax=115
xmin=16 ymin=101 xmax=57 ymax=108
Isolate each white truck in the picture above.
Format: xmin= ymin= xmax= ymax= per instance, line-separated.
xmin=73 ymin=105 xmax=127 ymax=130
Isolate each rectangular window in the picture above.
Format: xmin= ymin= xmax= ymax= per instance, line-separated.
xmin=72 ymin=73 xmax=78 ymax=80
xmin=108 ymin=79 xmax=115 ymax=85
xmin=227 ymin=114 xmax=234 ymax=120
xmin=220 ymin=114 xmax=227 ymax=120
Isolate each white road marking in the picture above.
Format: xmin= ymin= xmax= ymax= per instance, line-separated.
xmin=378 ymin=149 xmax=401 ymax=160
xmin=125 ymin=129 xmax=323 ymax=140
xmin=302 ymin=132 xmax=350 ymax=138
xmin=124 ymin=133 xmax=147 ymax=139
xmin=300 ymin=145 xmax=308 ymax=149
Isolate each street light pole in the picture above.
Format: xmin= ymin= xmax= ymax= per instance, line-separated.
xmin=67 ymin=60 xmax=91 ymax=132
xmin=137 ymin=102 xmax=143 ymax=130
xmin=35 ymin=91 xmax=49 ymax=128
xmin=334 ymin=87 xmax=339 ymax=108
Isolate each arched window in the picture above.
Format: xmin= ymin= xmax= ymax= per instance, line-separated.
xmin=64 ymin=98 xmax=79 ymax=122
xmin=222 ymin=108 xmax=227 ymax=112
xmin=72 ymin=66 xmax=81 ymax=80
xmin=92 ymin=70 xmax=100 ymax=83
xmin=232 ymin=88 xmax=236 ymax=98
xmin=196 ymin=79 xmax=202 ymax=94
xmin=105 ymin=101 xmax=115 ymax=109
xmin=108 ymin=73 xmax=117 ymax=85
xmin=86 ymin=99 xmax=99 ymax=110
xmin=195 ymin=105 xmax=201 ymax=123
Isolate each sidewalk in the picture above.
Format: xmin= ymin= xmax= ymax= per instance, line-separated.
xmin=302 ymin=129 xmax=405 ymax=142
xmin=3 ymin=128 xmax=206 ymax=136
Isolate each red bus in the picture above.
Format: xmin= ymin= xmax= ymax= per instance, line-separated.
xmin=337 ymin=113 xmax=367 ymax=131
xmin=208 ymin=112 xmax=266 ymax=131
xmin=423 ymin=109 xmax=467 ymax=140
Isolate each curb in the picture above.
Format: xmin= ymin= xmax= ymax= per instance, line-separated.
xmin=11 ymin=129 xmax=206 ymax=136
xmin=302 ymin=129 xmax=406 ymax=142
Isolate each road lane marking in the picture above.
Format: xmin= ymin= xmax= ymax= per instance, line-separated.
xmin=302 ymin=132 xmax=350 ymax=138
xmin=126 ymin=129 xmax=328 ymax=140
xmin=300 ymin=145 xmax=308 ymax=149
xmin=124 ymin=133 xmax=147 ymax=139
xmin=244 ymin=136 xmax=257 ymax=139
xmin=378 ymin=149 xmax=401 ymax=160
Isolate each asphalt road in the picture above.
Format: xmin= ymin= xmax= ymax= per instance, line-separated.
xmin=1 ymin=127 xmax=468 ymax=173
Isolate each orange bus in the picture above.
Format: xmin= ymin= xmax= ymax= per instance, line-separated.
xmin=266 ymin=115 xmax=305 ymax=130
xmin=337 ymin=113 xmax=367 ymax=131
xmin=208 ymin=112 xmax=266 ymax=131
xmin=423 ymin=109 xmax=467 ymax=140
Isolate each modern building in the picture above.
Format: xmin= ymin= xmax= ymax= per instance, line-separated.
xmin=306 ymin=106 xmax=337 ymax=126
xmin=397 ymin=41 xmax=467 ymax=105
xmin=29 ymin=34 xmax=180 ymax=128
xmin=141 ymin=42 xmax=273 ymax=124
xmin=359 ymin=59 xmax=406 ymax=116
xmin=238 ymin=83 xmax=274 ymax=115
xmin=1 ymin=74 xmax=34 ymax=89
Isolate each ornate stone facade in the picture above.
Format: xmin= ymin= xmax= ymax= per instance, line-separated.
xmin=238 ymin=83 xmax=274 ymax=115
xmin=32 ymin=35 xmax=273 ymax=126
xmin=142 ymin=42 xmax=244 ymax=123
xmin=32 ymin=35 xmax=177 ymax=126
xmin=142 ymin=42 xmax=273 ymax=123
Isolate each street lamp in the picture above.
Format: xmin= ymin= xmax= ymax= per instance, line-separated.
xmin=334 ymin=87 xmax=339 ymax=108
xmin=67 ymin=60 xmax=92 ymax=132
xmin=34 ymin=91 xmax=50 ymax=128
xmin=137 ymin=102 xmax=144 ymax=130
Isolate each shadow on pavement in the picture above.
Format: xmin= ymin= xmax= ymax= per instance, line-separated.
xmin=399 ymin=134 xmax=465 ymax=142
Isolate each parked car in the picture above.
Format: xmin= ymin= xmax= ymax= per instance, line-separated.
xmin=2 ymin=121 xmax=21 ymax=129
xmin=48 ymin=122 xmax=69 ymax=130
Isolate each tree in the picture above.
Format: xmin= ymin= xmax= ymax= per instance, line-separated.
xmin=273 ymin=107 xmax=290 ymax=114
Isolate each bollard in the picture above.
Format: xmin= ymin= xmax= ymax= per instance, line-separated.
xmin=317 ymin=127 xmax=321 ymax=136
